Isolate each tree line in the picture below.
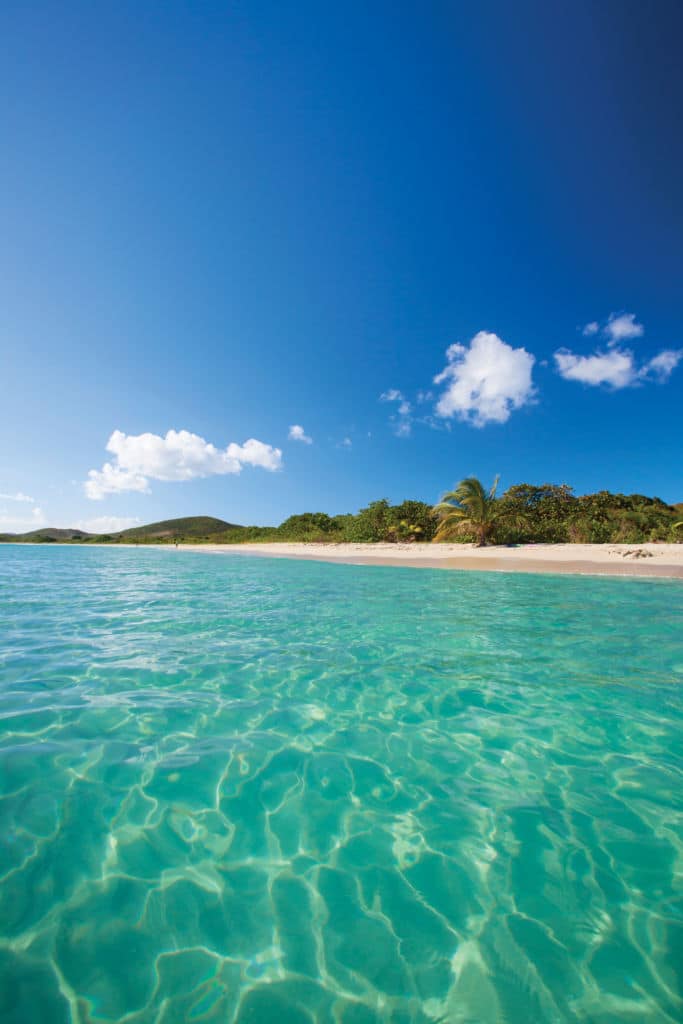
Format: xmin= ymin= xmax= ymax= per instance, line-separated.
xmin=23 ymin=480 xmax=679 ymax=546
xmin=169 ymin=481 xmax=682 ymax=546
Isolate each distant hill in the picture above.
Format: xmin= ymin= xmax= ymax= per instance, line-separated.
xmin=0 ymin=528 xmax=92 ymax=543
xmin=0 ymin=516 xmax=242 ymax=543
xmin=118 ymin=516 xmax=241 ymax=540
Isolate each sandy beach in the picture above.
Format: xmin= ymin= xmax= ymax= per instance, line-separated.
xmin=171 ymin=541 xmax=683 ymax=578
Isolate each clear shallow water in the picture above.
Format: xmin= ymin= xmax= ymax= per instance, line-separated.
xmin=1 ymin=546 xmax=682 ymax=1024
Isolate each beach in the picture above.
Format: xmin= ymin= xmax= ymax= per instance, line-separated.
xmin=170 ymin=540 xmax=683 ymax=578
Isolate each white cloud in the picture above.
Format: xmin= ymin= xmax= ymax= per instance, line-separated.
xmin=642 ymin=349 xmax=683 ymax=382
xmin=416 ymin=389 xmax=433 ymax=403
xmin=0 ymin=505 xmax=47 ymax=534
xmin=434 ymin=331 xmax=536 ymax=427
xmin=555 ymin=343 xmax=682 ymax=390
xmin=581 ymin=312 xmax=643 ymax=345
xmin=86 ymin=463 xmax=150 ymax=500
xmin=380 ymin=389 xmax=413 ymax=436
xmin=74 ymin=516 xmax=142 ymax=534
xmin=605 ymin=312 xmax=644 ymax=345
xmin=339 ymin=437 xmax=352 ymax=448
xmin=557 ymin=311 xmax=681 ymax=390
xmin=288 ymin=424 xmax=313 ymax=444
xmin=85 ymin=429 xmax=283 ymax=500
xmin=554 ymin=348 xmax=637 ymax=388
xmin=0 ymin=491 xmax=35 ymax=503
xmin=0 ymin=508 xmax=145 ymax=536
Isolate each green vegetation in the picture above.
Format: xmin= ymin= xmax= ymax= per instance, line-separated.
xmin=0 ymin=528 xmax=91 ymax=543
xmin=118 ymin=516 xmax=239 ymax=541
xmin=1 ymin=484 xmax=680 ymax=546
xmin=431 ymin=480 xmax=680 ymax=545
xmin=433 ymin=476 xmax=515 ymax=546
xmin=493 ymin=485 xmax=680 ymax=544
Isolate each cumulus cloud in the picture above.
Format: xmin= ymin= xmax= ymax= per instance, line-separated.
xmin=338 ymin=437 xmax=352 ymax=448
xmin=86 ymin=463 xmax=149 ymax=500
xmin=555 ymin=347 xmax=682 ymax=388
xmin=0 ymin=491 xmax=35 ymax=503
xmin=288 ymin=424 xmax=313 ymax=444
xmin=554 ymin=348 xmax=637 ymax=388
xmin=557 ymin=312 xmax=681 ymax=389
xmin=433 ymin=331 xmax=536 ymax=427
xmin=380 ymin=389 xmax=413 ymax=436
xmin=85 ymin=429 xmax=283 ymax=500
xmin=605 ymin=312 xmax=644 ymax=345
xmin=582 ymin=322 xmax=599 ymax=336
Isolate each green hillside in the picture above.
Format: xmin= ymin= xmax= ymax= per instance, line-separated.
xmin=117 ymin=516 xmax=241 ymax=540
xmin=0 ymin=528 xmax=92 ymax=543
xmin=0 ymin=516 xmax=242 ymax=543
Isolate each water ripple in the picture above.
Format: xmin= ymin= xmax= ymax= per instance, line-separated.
xmin=0 ymin=545 xmax=682 ymax=1023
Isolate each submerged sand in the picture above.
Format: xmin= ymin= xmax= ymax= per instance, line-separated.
xmin=172 ymin=542 xmax=683 ymax=578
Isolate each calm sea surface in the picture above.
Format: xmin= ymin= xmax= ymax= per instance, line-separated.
xmin=0 ymin=545 xmax=682 ymax=1023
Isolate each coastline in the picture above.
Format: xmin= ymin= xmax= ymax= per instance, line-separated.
xmin=170 ymin=541 xmax=683 ymax=578
xmin=5 ymin=540 xmax=682 ymax=577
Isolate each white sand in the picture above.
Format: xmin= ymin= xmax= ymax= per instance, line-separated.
xmin=172 ymin=541 xmax=683 ymax=578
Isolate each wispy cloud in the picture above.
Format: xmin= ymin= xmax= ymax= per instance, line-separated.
xmin=580 ymin=312 xmax=644 ymax=346
xmin=645 ymin=349 xmax=683 ymax=381
xmin=604 ymin=312 xmax=644 ymax=345
xmin=380 ymin=390 xmax=413 ymax=436
xmin=85 ymin=429 xmax=283 ymax=500
xmin=0 ymin=505 xmax=46 ymax=534
xmin=288 ymin=424 xmax=313 ymax=444
xmin=74 ymin=516 xmax=142 ymax=533
xmin=434 ymin=331 xmax=536 ymax=427
xmin=0 ymin=491 xmax=35 ymax=503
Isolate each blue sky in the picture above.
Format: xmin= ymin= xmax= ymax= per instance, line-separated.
xmin=2 ymin=0 xmax=682 ymax=532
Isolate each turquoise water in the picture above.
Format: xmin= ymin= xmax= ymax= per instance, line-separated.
xmin=1 ymin=546 xmax=682 ymax=1023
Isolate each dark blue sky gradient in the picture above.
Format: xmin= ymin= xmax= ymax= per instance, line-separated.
xmin=1 ymin=1 xmax=681 ymax=527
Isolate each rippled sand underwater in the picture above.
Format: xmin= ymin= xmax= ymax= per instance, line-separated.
xmin=0 ymin=545 xmax=682 ymax=1023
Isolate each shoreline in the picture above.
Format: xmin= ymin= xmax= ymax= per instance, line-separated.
xmin=164 ymin=541 xmax=683 ymax=578
xmin=4 ymin=541 xmax=683 ymax=578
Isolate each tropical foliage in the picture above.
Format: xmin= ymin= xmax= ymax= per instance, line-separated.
xmin=495 ymin=485 xmax=679 ymax=544
xmin=2 ymin=484 xmax=681 ymax=545
xmin=432 ymin=476 xmax=507 ymax=545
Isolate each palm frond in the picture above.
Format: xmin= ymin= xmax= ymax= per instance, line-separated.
xmin=431 ymin=475 xmax=502 ymax=545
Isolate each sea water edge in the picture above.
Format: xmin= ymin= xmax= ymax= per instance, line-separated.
xmin=0 ymin=544 xmax=681 ymax=1023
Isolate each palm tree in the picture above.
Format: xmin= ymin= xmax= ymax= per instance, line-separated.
xmin=432 ymin=475 xmax=505 ymax=546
